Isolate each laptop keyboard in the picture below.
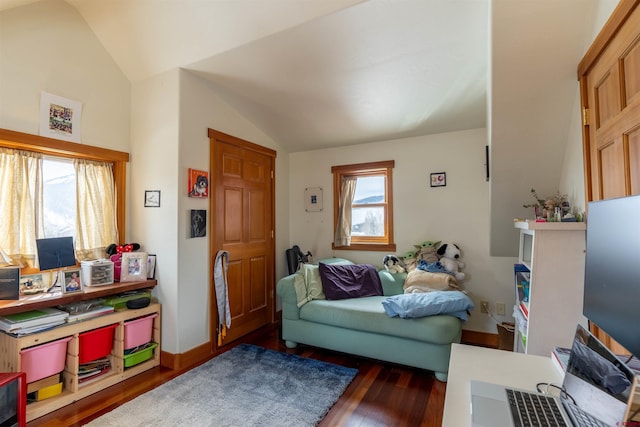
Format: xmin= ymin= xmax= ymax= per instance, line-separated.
xmin=563 ymin=399 xmax=608 ymax=427
xmin=506 ymin=389 xmax=567 ymax=427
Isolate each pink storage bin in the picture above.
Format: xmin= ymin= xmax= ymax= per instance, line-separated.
xmin=20 ymin=336 xmax=72 ymax=383
xmin=124 ymin=313 xmax=158 ymax=350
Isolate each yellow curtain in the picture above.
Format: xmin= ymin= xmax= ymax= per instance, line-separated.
xmin=0 ymin=148 xmax=43 ymax=268
xmin=334 ymin=176 xmax=357 ymax=246
xmin=74 ymin=159 xmax=118 ymax=260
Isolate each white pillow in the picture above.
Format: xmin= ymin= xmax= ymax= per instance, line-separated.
xmin=293 ymin=264 xmax=325 ymax=308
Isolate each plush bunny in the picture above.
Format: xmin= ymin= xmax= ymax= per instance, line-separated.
xmin=436 ymin=242 xmax=465 ymax=281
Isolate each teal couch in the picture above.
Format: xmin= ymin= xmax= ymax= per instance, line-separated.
xmin=276 ymin=258 xmax=463 ymax=382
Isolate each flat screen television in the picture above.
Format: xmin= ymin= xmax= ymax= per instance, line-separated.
xmin=35 ymin=236 xmax=77 ymax=271
xmin=583 ymin=195 xmax=640 ymax=359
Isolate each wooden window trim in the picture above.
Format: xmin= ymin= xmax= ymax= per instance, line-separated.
xmin=332 ymin=160 xmax=396 ymax=252
xmin=0 ymin=128 xmax=129 ymax=244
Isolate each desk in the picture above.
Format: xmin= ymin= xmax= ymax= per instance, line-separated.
xmin=442 ymin=343 xmax=563 ymax=426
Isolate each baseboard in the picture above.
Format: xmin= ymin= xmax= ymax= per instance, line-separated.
xmin=461 ymin=329 xmax=498 ymax=348
xmin=160 ymin=342 xmax=213 ymax=370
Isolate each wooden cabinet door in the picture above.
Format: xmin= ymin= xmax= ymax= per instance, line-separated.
xmin=208 ymin=129 xmax=276 ymax=347
xmin=579 ymin=0 xmax=640 ymax=352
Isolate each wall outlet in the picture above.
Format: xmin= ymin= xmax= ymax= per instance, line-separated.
xmin=496 ymin=302 xmax=506 ymax=316
xmin=480 ymin=301 xmax=489 ymax=314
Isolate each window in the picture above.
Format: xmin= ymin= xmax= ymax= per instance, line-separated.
xmin=332 ymin=160 xmax=395 ymax=251
xmin=42 ymin=158 xmax=76 ymax=238
xmin=0 ymin=129 xmax=129 ymax=271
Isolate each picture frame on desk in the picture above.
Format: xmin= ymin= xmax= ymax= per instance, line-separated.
xmin=62 ymin=269 xmax=83 ymax=293
xmin=19 ymin=273 xmax=48 ymax=296
xmin=147 ymin=254 xmax=156 ymax=279
xmin=120 ymin=252 xmax=148 ymax=282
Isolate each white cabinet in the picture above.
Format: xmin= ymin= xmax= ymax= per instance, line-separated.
xmin=513 ymin=221 xmax=587 ymax=356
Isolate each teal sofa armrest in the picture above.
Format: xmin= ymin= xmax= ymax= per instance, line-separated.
xmin=277 ymin=274 xmax=300 ymax=320
xmin=378 ymin=270 xmax=407 ymax=296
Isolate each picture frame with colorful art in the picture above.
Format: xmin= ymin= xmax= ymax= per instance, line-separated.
xmin=19 ymin=273 xmax=48 ymax=295
xmin=188 ymin=168 xmax=209 ymax=198
xmin=120 ymin=252 xmax=148 ymax=282
xmin=430 ymin=172 xmax=447 ymax=187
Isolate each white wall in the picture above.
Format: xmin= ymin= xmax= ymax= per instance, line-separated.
xmin=129 ymin=69 xmax=291 ymax=353
xmin=0 ymin=0 xmax=130 ymax=151
xmin=130 ymin=70 xmax=181 ymax=352
xmin=289 ymin=128 xmax=516 ymax=333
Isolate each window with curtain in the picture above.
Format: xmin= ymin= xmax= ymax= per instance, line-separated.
xmin=332 ymin=160 xmax=396 ymax=252
xmin=0 ymin=129 xmax=128 ymax=270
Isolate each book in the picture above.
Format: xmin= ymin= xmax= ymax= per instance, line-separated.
xmin=66 ymin=305 xmax=114 ymax=323
xmin=0 ymin=308 xmax=68 ymax=332
xmin=0 ymin=266 xmax=20 ymax=300
xmin=519 ymin=301 xmax=529 ymax=319
xmin=551 ymin=346 xmax=571 ymax=375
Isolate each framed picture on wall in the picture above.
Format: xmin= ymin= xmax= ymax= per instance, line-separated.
xmin=304 ymin=187 xmax=323 ymax=212
xmin=39 ymin=91 xmax=83 ymax=143
xmin=430 ymin=172 xmax=446 ymax=187
xmin=188 ymin=169 xmax=209 ymax=198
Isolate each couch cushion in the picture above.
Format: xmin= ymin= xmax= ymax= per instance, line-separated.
xmin=299 ymin=296 xmax=461 ymax=344
xmin=293 ymin=264 xmax=325 ymax=308
xmin=319 ymin=263 xmax=383 ymax=300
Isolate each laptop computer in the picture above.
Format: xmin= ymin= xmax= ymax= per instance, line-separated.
xmin=470 ymin=324 xmax=637 ymax=426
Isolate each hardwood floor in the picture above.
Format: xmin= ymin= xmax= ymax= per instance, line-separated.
xmin=29 ymin=325 xmax=449 ymax=427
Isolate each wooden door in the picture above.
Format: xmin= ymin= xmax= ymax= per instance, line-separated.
xmin=578 ymin=0 xmax=640 ymax=352
xmin=208 ymin=129 xmax=276 ymax=347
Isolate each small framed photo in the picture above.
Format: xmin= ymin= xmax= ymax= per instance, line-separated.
xmin=304 ymin=187 xmax=323 ymax=212
xmin=120 ymin=252 xmax=148 ymax=282
xmin=147 ymin=254 xmax=157 ymax=279
xmin=39 ymin=91 xmax=83 ymax=143
xmin=145 ymin=190 xmax=161 ymax=207
xmin=20 ymin=273 xmax=48 ymax=295
xmin=188 ymin=168 xmax=209 ymax=198
xmin=190 ymin=209 xmax=207 ymax=238
xmin=63 ymin=269 xmax=83 ymax=293
xmin=430 ymin=172 xmax=447 ymax=187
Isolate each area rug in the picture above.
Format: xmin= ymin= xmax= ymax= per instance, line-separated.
xmin=85 ymin=344 xmax=358 ymax=427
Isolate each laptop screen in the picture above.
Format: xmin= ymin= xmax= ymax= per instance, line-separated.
xmin=562 ymin=324 xmax=637 ymax=425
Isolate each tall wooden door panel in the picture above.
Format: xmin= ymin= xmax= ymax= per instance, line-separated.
xmin=209 ymin=129 xmax=275 ymax=347
xmin=578 ymin=0 xmax=640 ymax=353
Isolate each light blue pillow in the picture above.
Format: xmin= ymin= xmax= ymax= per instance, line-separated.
xmin=381 ymin=291 xmax=474 ymax=321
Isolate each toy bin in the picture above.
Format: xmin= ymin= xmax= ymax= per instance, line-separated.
xmin=20 ymin=336 xmax=72 ymax=384
xmin=123 ymin=342 xmax=157 ymax=368
xmin=123 ymin=313 xmax=158 ymax=351
xmin=78 ymin=324 xmax=117 ymax=364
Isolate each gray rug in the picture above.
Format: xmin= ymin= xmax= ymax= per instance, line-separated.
xmin=85 ymin=344 xmax=358 ymax=427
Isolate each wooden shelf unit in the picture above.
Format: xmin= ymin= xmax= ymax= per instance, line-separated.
xmin=513 ymin=221 xmax=587 ymax=357
xmin=0 ymin=280 xmax=160 ymax=422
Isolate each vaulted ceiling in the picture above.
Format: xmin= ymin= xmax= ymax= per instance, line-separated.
xmin=0 ymin=0 xmax=489 ymax=152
